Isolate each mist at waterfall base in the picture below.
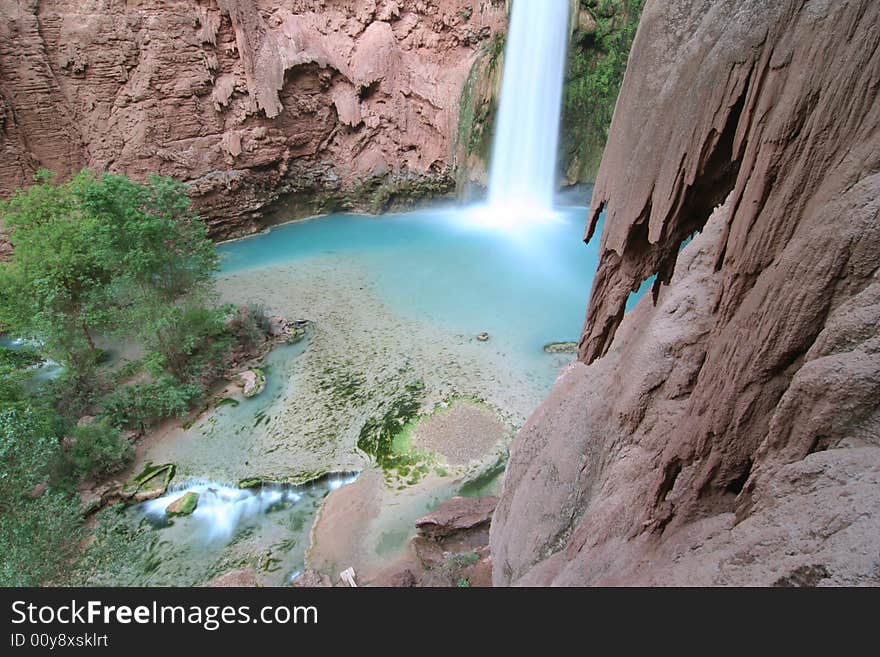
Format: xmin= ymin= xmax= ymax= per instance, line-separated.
xmin=220 ymin=193 xmax=602 ymax=384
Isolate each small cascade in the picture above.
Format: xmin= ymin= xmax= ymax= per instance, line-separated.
xmin=140 ymin=473 xmax=359 ymax=543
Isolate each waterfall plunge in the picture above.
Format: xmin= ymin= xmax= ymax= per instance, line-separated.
xmin=487 ymin=0 xmax=571 ymax=219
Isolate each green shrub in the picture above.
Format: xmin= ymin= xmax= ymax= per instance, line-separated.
xmin=141 ymin=303 xmax=230 ymax=384
xmin=0 ymin=405 xmax=83 ymax=586
xmin=64 ymin=419 xmax=133 ymax=481
xmin=225 ymin=304 xmax=270 ymax=351
xmin=101 ymin=377 xmax=201 ymax=432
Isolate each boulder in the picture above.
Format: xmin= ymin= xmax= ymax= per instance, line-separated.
xmin=165 ymin=491 xmax=199 ymax=516
xmin=76 ymin=415 xmax=96 ymax=427
xmin=122 ymin=462 xmax=176 ymax=502
xmin=26 ymin=481 xmax=48 ymax=500
xmin=375 ymin=568 xmax=418 ymax=588
xmin=411 ymin=536 xmax=447 ymax=569
xmin=415 ymin=496 xmax=497 ymax=541
xmin=543 ymin=341 xmax=578 ymax=354
xmin=237 ymin=369 xmax=266 ymax=398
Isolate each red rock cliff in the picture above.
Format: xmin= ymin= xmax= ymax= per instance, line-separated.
xmin=491 ymin=0 xmax=880 ymax=586
xmin=0 ymin=0 xmax=506 ymax=239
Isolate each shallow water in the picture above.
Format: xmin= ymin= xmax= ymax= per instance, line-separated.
xmin=94 ymin=197 xmax=618 ymax=585
xmin=94 ymin=473 xmax=359 ymax=586
xmin=141 ymin=340 xmax=309 ymax=483
xmin=219 ymin=198 xmax=601 ymax=389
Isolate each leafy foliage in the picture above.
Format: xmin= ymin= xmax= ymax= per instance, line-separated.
xmin=562 ymin=0 xmax=645 ymax=179
xmin=0 ymin=406 xmax=83 ymax=586
xmin=0 ymin=169 xmax=235 ymax=584
xmin=101 ymin=377 xmax=202 ymax=433
xmin=62 ymin=419 xmax=134 ymax=482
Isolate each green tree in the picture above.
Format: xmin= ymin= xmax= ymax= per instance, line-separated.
xmin=0 ymin=171 xmax=115 ymax=369
xmin=0 ymin=170 xmax=220 ymax=386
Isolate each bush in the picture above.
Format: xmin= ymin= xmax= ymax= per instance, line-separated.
xmin=64 ymin=419 xmax=133 ymax=481
xmin=225 ymin=304 xmax=271 ymax=351
xmin=0 ymin=405 xmax=83 ymax=586
xmin=141 ymin=303 xmax=230 ymax=384
xmin=101 ymin=377 xmax=201 ymax=432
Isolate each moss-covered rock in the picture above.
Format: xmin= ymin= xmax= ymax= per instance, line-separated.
xmin=543 ymin=341 xmax=579 ymax=354
xmin=165 ymin=491 xmax=199 ymax=516
xmin=237 ymin=369 xmax=266 ymax=398
xmin=561 ymin=0 xmax=646 ymax=182
xmin=122 ymin=462 xmax=176 ymax=502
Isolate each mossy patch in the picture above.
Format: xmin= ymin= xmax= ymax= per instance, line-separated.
xmin=543 ymin=341 xmax=579 ymax=354
xmin=165 ymin=491 xmax=199 ymax=516
xmin=317 ymin=363 xmax=369 ymax=406
xmin=122 ymin=462 xmax=176 ymax=501
xmin=456 ymin=32 xmax=505 ymax=171
xmin=357 ymin=381 xmax=437 ymax=486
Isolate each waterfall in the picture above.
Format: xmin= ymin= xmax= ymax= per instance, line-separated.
xmin=487 ymin=0 xmax=570 ymax=217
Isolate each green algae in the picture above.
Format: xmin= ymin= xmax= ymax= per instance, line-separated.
xmin=357 ymin=380 xmax=437 ymax=485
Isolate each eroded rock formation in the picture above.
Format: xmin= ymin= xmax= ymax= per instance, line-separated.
xmin=0 ymin=0 xmax=506 ymax=239
xmin=492 ymin=0 xmax=880 ymax=586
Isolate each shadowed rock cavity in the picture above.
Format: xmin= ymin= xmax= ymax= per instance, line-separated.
xmin=492 ymin=0 xmax=880 ymax=586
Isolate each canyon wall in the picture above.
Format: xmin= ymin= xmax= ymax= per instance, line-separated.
xmin=0 ymin=0 xmax=506 ymax=239
xmin=492 ymin=0 xmax=880 ymax=586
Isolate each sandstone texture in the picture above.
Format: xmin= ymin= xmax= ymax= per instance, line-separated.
xmin=415 ymin=495 xmax=495 ymax=540
xmin=0 ymin=0 xmax=506 ymax=240
xmin=492 ymin=0 xmax=880 ymax=586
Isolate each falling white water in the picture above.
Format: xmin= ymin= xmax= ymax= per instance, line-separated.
xmin=487 ymin=0 xmax=570 ymax=218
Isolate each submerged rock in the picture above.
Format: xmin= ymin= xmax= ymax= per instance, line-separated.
xmin=237 ymin=368 xmax=266 ymax=398
xmin=543 ymin=341 xmax=578 ymax=354
xmin=165 ymin=491 xmax=199 ymax=516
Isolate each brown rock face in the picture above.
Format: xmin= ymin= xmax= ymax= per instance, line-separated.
xmin=415 ymin=495 xmax=496 ymax=540
xmin=491 ymin=0 xmax=880 ymax=586
xmin=0 ymin=0 xmax=506 ymax=240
